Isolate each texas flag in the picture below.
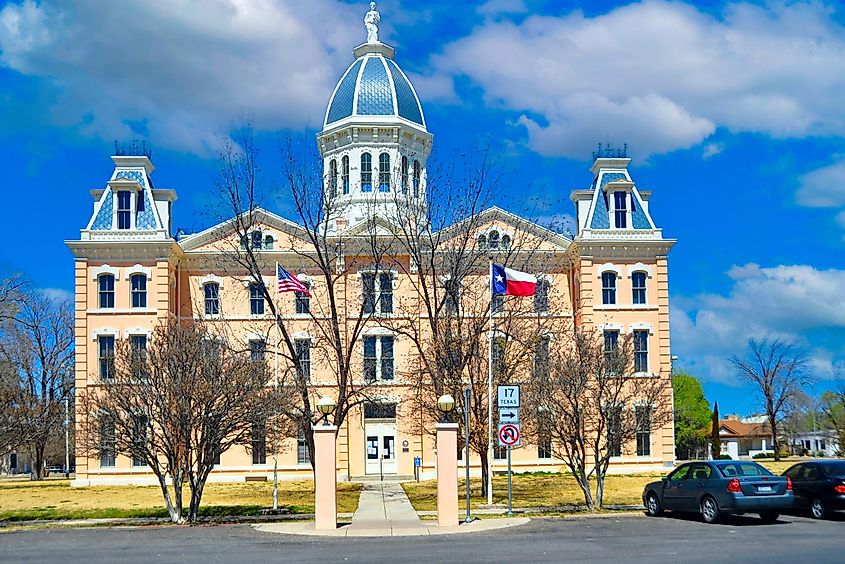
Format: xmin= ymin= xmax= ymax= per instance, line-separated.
xmin=491 ymin=263 xmax=537 ymax=297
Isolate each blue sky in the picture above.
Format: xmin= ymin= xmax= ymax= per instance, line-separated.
xmin=1 ymin=0 xmax=844 ymax=415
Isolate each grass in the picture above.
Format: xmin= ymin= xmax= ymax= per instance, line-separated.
xmin=402 ymin=457 xmax=818 ymax=513
xmin=0 ymin=478 xmax=362 ymax=522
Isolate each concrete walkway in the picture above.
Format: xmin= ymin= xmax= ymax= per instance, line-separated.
xmin=254 ymin=481 xmax=530 ymax=537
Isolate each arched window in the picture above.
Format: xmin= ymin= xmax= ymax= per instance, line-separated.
xmin=401 ymin=156 xmax=409 ymax=194
xmin=488 ymin=230 xmax=500 ymax=250
xmin=329 ymin=159 xmax=338 ymax=196
xmin=130 ymin=274 xmax=147 ymax=308
xmin=601 ymin=272 xmax=616 ymax=305
xmin=632 ymin=271 xmax=647 ymax=304
xmin=379 ymin=153 xmax=391 ymax=192
xmin=204 ymin=283 xmax=220 ymax=315
xmin=264 ymin=234 xmax=274 ymax=250
xmin=413 ymin=160 xmax=421 ymax=197
xmin=477 ymin=234 xmax=487 ymax=250
xmin=501 ymin=234 xmax=511 ymax=250
xmin=342 ymin=155 xmax=350 ymax=194
xmin=99 ymin=274 xmax=115 ymax=309
xmin=361 ymin=152 xmax=372 ymax=192
xmin=250 ymin=230 xmax=263 ymax=250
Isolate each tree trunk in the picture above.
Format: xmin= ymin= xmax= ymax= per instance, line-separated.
xmin=770 ymin=416 xmax=780 ymax=461
xmin=479 ymin=450 xmax=489 ymax=498
xmin=595 ymin=472 xmax=605 ymax=509
xmin=188 ymin=470 xmax=210 ymax=523
xmin=158 ymin=474 xmax=182 ymax=523
xmin=574 ymin=468 xmax=594 ymax=511
xmin=30 ymin=443 xmax=46 ymax=481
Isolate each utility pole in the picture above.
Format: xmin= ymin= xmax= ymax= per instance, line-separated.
xmin=64 ymin=394 xmax=70 ymax=478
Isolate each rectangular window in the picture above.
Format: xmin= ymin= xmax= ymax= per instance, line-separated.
xmin=136 ymin=191 xmax=145 ymax=213
xmin=538 ymin=433 xmax=552 ymax=459
xmin=99 ymin=417 xmax=116 ymax=468
xmin=131 ymin=274 xmax=147 ymax=308
xmin=607 ymin=407 xmax=622 ymax=457
xmin=363 ymin=336 xmax=393 ymax=381
xmin=99 ymin=336 xmax=115 ymax=380
xmin=494 ymin=445 xmax=507 ymax=460
xmin=362 ymin=273 xmax=376 ymax=315
xmin=251 ymin=422 xmax=266 ymax=465
xmin=130 ymin=335 xmax=147 ymax=379
xmin=117 ymin=190 xmax=132 ymax=229
xmin=634 ymin=330 xmax=648 ymax=373
xmin=250 ymin=339 xmax=266 ymax=363
xmin=492 ymin=293 xmax=504 ymax=314
xmin=204 ymin=283 xmax=220 ymax=316
xmin=632 ymin=272 xmax=647 ymax=305
xmin=250 ymin=231 xmax=263 ymax=250
xmin=379 ymin=273 xmax=393 ymax=313
xmin=132 ymin=415 xmax=148 ymax=467
xmin=342 ymin=156 xmax=350 ymax=194
xmin=250 ymin=283 xmax=265 ymax=315
xmin=361 ymin=153 xmax=373 ymax=192
xmin=636 ymin=406 xmax=651 ymax=456
xmin=601 ymin=272 xmax=616 ymax=305
xmin=380 ymin=336 xmax=394 ymax=380
xmin=295 ymin=284 xmax=310 ymax=314
xmin=401 ymin=156 xmax=409 ymax=194
xmin=534 ymin=336 xmax=550 ymax=380
xmin=614 ymin=191 xmax=627 ymax=229
xmin=295 ymin=339 xmax=310 ymax=381
xmin=99 ymin=275 xmax=115 ymax=309
xmin=297 ymin=432 xmax=310 ymax=465
xmin=378 ymin=153 xmax=391 ymax=192
xmin=534 ymin=279 xmax=550 ymax=313
xmin=413 ymin=160 xmax=421 ymax=197
xmin=492 ymin=339 xmax=505 ymax=379
xmin=444 ymin=279 xmax=460 ymax=314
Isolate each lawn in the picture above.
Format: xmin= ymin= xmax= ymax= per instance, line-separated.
xmin=0 ymin=478 xmax=362 ymax=522
xmin=402 ymin=458 xmax=812 ymax=513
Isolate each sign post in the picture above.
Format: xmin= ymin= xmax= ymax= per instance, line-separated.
xmin=497 ymin=385 xmax=520 ymax=515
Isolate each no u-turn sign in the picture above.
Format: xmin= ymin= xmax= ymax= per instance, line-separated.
xmin=498 ymin=423 xmax=521 ymax=447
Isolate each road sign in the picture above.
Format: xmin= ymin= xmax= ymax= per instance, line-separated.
xmin=498 ymin=423 xmax=521 ymax=447
xmin=498 ymin=407 xmax=519 ymax=423
xmin=497 ymin=385 xmax=520 ymax=408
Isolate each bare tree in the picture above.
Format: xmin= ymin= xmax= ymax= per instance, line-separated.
xmin=731 ymin=338 xmax=811 ymax=461
xmin=211 ymin=128 xmax=388 ymax=468
xmin=527 ymin=328 xmax=671 ymax=510
xmin=0 ymin=289 xmax=74 ymax=479
xmin=820 ymin=378 xmax=845 ymax=456
xmin=78 ymin=320 xmax=279 ymax=522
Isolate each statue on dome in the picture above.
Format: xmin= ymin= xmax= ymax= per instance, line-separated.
xmin=364 ymin=2 xmax=380 ymax=44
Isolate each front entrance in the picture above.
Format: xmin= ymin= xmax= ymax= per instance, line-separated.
xmin=365 ymin=423 xmax=397 ymax=476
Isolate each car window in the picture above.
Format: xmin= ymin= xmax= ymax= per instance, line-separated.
xmin=783 ymin=464 xmax=803 ymax=479
xmin=802 ymin=465 xmax=819 ymax=480
xmin=719 ymin=462 xmax=772 ymax=477
xmin=820 ymin=462 xmax=845 ymax=477
xmin=668 ymin=465 xmax=690 ymax=481
xmin=688 ymin=463 xmax=713 ymax=480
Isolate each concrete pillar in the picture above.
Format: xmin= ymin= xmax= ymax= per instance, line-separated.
xmin=436 ymin=423 xmax=459 ymax=527
xmin=313 ymin=425 xmax=338 ymax=530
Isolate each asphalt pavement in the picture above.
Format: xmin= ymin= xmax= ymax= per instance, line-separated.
xmin=2 ymin=512 xmax=843 ymax=563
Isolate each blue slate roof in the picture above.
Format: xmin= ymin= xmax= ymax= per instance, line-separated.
xmin=324 ymin=55 xmax=425 ymax=127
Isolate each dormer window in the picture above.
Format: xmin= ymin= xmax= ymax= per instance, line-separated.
xmin=117 ymin=191 xmax=132 ymax=229
xmin=613 ymin=191 xmax=627 ymax=229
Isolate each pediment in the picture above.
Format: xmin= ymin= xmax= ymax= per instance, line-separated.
xmin=437 ymin=206 xmax=571 ymax=252
xmin=178 ymin=208 xmax=311 ymax=253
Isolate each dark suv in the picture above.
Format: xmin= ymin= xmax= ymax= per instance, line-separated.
xmin=643 ymin=460 xmax=794 ymax=523
xmin=782 ymin=460 xmax=845 ymax=519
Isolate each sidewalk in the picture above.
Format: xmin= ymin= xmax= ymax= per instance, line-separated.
xmin=254 ymin=481 xmax=530 ymax=537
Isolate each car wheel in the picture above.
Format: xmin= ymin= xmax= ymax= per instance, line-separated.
xmin=811 ymin=498 xmax=828 ymax=520
xmin=759 ymin=511 xmax=779 ymax=523
xmin=646 ymin=493 xmax=663 ymax=517
xmin=701 ymin=496 xmax=720 ymax=524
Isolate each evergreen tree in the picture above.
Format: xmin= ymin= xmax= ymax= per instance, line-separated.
xmin=710 ymin=402 xmax=721 ymax=459
xmin=672 ymin=372 xmax=711 ymax=459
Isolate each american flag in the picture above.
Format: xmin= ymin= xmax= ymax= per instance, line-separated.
xmin=277 ymin=263 xmax=310 ymax=296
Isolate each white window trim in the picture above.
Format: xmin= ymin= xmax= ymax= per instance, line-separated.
xmin=198 ymin=274 xmax=224 ymax=289
xmin=362 ymin=327 xmax=395 ymax=338
xmin=363 ymin=332 xmax=395 ymax=382
xmin=92 ymin=328 xmax=120 ymax=341
xmin=629 ymin=322 xmax=654 ymax=335
xmin=599 ymin=323 xmax=624 ymax=332
xmin=292 ymin=331 xmax=314 ymax=340
xmin=245 ymin=332 xmax=268 ymax=342
xmin=627 ymin=263 xmax=653 ymax=279
xmin=124 ymin=328 xmax=152 ymax=339
xmin=125 ymin=265 xmax=153 ymax=281
xmin=92 ymin=265 xmax=120 ymax=281
xmin=597 ymin=264 xmax=622 ymax=278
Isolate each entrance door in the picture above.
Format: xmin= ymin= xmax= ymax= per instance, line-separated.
xmin=365 ymin=423 xmax=397 ymax=475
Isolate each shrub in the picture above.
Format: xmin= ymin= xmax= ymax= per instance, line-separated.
xmin=718 ymin=454 xmax=732 ymax=460
xmin=752 ymin=452 xmax=775 ymax=459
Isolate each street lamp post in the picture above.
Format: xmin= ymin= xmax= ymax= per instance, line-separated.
xmin=317 ymin=396 xmax=336 ymax=425
xmin=437 ymin=394 xmax=455 ymax=424
xmin=435 ymin=394 xmax=459 ymax=527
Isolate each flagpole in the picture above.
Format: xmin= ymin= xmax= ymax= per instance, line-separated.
xmin=273 ymin=261 xmax=280 ymax=512
xmin=487 ymin=259 xmax=494 ymax=506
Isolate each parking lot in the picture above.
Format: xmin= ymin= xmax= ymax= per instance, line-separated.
xmin=2 ymin=512 xmax=842 ymax=563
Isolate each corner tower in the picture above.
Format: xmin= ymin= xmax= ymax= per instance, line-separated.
xmin=317 ymin=3 xmax=432 ymax=232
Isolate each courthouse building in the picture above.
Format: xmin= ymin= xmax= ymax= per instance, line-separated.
xmin=67 ymin=6 xmax=676 ymax=485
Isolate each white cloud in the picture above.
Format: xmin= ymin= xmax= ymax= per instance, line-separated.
xmin=0 ymin=0 xmax=361 ymax=153
xmin=478 ymin=0 xmax=528 ymax=16
xmin=672 ymin=264 xmax=845 ymax=385
xmin=796 ymin=160 xmax=845 ymax=208
xmin=702 ymin=142 xmax=723 ymax=159
xmin=39 ymin=287 xmax=73 ymax=302
xmin=433 ymin=1 xmax=845 ymax=159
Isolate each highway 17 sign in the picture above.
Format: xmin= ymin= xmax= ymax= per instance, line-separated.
xmin=497 ymin=385 xmax=520 ymax=408
xmin=498 ymin=423 xmax=521 ymax=447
